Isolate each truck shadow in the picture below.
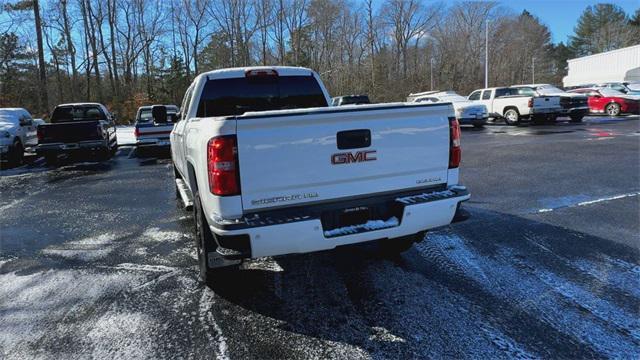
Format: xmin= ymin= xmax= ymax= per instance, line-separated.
xmin=205 ymin=206 xmax=640 ymax=358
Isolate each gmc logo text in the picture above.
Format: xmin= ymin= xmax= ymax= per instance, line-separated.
xmin=331 ymin=150 xmax=377 ymax=165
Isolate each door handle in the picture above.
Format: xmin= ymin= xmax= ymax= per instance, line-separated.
xmin=336 ymin=129 xmax=371 ymax=150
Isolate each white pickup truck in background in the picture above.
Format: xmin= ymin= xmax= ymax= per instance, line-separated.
xmin=407 ymin=91 xmax=488 ymax=128
xmin=468 ymin=87 xmax=562 ymax=125
xmin=170 ymin=66 xmax=470 ymax=284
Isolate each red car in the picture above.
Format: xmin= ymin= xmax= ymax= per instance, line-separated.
xmin=569 ymin=88 xmax=640 ymax=116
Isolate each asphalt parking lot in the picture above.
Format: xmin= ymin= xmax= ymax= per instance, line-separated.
xmin=1 ymin=116 xmax=639 ymax=359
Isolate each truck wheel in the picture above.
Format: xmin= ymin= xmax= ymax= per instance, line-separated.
xmin=473 ymin=121 xmax=485 ymax=128
xmin=605 ymin=103 xmax=621 ymax=117
xmin=503 ymin=109 xmax=520 ymax=126
xmin=9 ymin=140 xmax=24 ymax=166
xmin=378 ymin=234 xmax=418 ymax=256
xmin=194 ymin=191 xmax=237 ymax=285
xmin=570 ymin=115 xmax=584 ymax=123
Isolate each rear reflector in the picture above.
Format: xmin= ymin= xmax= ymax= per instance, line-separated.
xmin=134 ymin=127 xmax=140 ymax=138
xmin=449 ymin=117 xmax=461 ymax=169
xmin=207 ymin=135 xmax=240 ymax=196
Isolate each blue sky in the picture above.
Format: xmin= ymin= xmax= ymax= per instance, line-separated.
xmin=493 ymin=0 xmax=639 ymax=44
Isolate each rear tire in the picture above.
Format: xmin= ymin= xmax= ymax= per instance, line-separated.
xmin=605 ymin=103 xmax=621 ymax=117
xmin=570 ymin=115 xmax=584 ymax=123
xmin=194 ymin=191 xmax=237 ymax=285
xmin=473 ymin=121 xmax=485 ymax=128
xmin=378 ymin=234 xmax=419 ymax=256
xmin=9 ymin=140 xmax=24 ymax=166
xmin=503 ymin=109 xmax=520 ymax=126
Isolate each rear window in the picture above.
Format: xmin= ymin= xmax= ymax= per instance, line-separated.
xmin=196 ymin=75 xmax=328 ymax=117
xmin=51 ymin=106 xmax=106 ymax=123
xmin=495 ymin=88 xmax=517 ymax=97
xmin=339 ymin=96 xmax=370 ymax=105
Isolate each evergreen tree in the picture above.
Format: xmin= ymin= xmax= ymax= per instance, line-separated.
xmin=569 ymin=4 xmax=635 ymax=56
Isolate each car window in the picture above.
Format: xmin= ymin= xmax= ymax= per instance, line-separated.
xmin=50 ymin=106 xmax=106 ymax=123
xmin=516 ymin=87 xmax=536 ymax=96
xmin=495 ymin=88 xmax=515 ymax=97
xmin=481 ymin=90 xmax=491 ymax=100
xmin=138 ymin=109 xmax=153 ymax=122
xmin=180 ymin=86 xmax=194 ymax=121
xmin=196 ymin=75 xmax=328 ymax=117
xmin=468 ymin=91 xmax=481 ymax=100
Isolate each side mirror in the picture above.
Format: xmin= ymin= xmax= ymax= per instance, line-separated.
xmin=175 ymin=111 xmax=182 ymax=122
xmin=20 ymin=118 xmax=33 ymax=126
xmin=152 ymin=105 xmax=168 ymax=123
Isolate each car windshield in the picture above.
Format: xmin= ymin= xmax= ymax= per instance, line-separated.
xmin=536 ymin=85 xmax=565 ymax=95
xmin=599 ymin=88 xmax=626 ymax=97
xmin=50 ymin=106 xmax=106 ymax=123
xmin=196 ymin=75 xmax=328 ymax=117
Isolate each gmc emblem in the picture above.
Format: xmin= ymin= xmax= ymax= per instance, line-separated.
xmin=331 ymin=150 xmax=377 ymax=165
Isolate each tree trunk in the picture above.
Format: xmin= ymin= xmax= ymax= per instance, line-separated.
xmin=61 ymin=0 xmax=78 ymax=101
xmin=33 ymin=0 xmax=48 ymax=113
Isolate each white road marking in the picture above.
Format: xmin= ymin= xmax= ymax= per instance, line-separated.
xmin=537 ymin=192 xmax=640 ymax=213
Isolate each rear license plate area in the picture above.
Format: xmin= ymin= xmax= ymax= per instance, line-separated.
xmin=321 ymin=202 xmax=404 ymax=238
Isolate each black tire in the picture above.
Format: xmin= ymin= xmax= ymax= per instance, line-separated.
xmin=570 ymin=115 xmax=584 ymax=123
xmin=96 ymin=148 xmax=111 ymax=161
xmin=473 ymin=121 xmax=485 ymax=128
xmin=378 ymin=234 xmax=417 ymax=256
xmin=194 ymin=191 xmax=237 ymax=285
xmin=503 ymin=108 xmax=520 ymax=126
xmin=44 ymin=153 xmax=58 ymax=166
xmin=605 ymin=103 xmax=621 ymax=117
xmin=9 ymin=140 xmax=24 ymax=166
xmin=531 ymin=115 xmax=546 ymax=125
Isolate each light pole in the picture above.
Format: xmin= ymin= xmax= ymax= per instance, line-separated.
xmin=532 ymin=57 xmax=536 ymax=83
xmin=485 ymin=20 xmax=490 ymax=88
xmin=430 ymin=58 xmax=434 ymax=91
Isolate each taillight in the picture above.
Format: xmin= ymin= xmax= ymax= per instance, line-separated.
xmin=449 ymin=117 xmax=461 ymax=169
xmin=528 ymin=98 xmax=533 ymax=108
xmin=134 ymin=127 xmax=140 ymax=138
xmin=37 ymin=126 xmax=43 ymax=141
xmin=207 ymin=135 xmax=240 ymax=196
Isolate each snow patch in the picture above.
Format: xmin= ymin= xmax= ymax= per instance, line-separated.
xmin=142 ymin=227 xmax=185 ymax=242
xmin=323 ymin=216 xmax=399 ymax=237
xmin=199 ymin=290 xmax=230 ymax=360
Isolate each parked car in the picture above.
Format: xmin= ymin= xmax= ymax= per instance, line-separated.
xmin=468 ymin=87 xmax=562 ymax=125
xmin=407 ymin=91 xmax=488 ymax=128
xmin=568 ymin=88 xmax=640 ymax=116
xmin=134 ymin=104 xmax=178 ymax=149
xmin=0 ymin=108 xmax=38 ymax=166
xmin=511 ymin=84 xmax=589 ymax=122
xmin=171 ymin=66 xmax=470 ymax=283
xmin=595 ymin=82 xmax=640 ymax=96
xmin=332 ymin=95 xmax=371 ymax=106
xmin=36 ymin=103 xmax=118 ymax=165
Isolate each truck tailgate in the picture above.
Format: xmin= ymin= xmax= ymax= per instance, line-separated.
xmin=236 ymin=103 xmax=452 ymax=211
xmin=39 ymin=121 xmax=102 ymax=144
xmin=533 ymin=96 xmax=561 ymax=111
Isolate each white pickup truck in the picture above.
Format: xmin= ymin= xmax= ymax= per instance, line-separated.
xmin=468 ymin=87 xmax=562 ymax=125
xmin=170 ymin=66 xmax=470 ymax=283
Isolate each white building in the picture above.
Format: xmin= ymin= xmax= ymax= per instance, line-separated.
xmin=563 ymin=44 xmax=640 ymax=87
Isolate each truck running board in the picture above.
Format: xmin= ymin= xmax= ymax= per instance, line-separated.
xmin=175 ymin=178 xmax=193 ymax=211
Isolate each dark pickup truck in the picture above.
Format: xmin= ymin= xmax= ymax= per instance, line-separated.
xmin=37 ymin=103 xmax=118 ymax=165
